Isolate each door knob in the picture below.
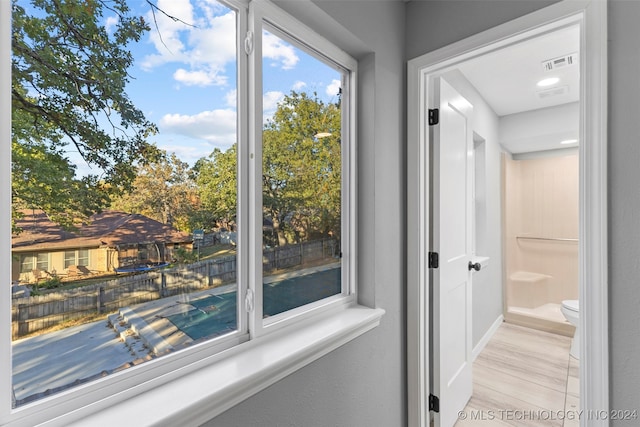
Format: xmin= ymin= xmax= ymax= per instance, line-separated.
xmin=468 ymin=261 xmax=481 ymax=271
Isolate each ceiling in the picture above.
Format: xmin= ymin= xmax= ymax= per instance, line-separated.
xmin=454 ymin=24 xmax=580 ymax=154
xmin=457 ymin=24 xmax=580 ymax=117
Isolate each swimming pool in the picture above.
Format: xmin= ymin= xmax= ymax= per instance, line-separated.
xmin=166 ymin=267 xmax=341 ymax=341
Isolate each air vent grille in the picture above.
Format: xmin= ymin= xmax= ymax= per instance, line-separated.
xmin=537 ymin=85 xmax=569 ymax=99
xmin=542 ymin=53 xmax=578 ymax=72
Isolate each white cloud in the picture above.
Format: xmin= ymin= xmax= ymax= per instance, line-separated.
xmin=326 ymin=79 xmax=342 ymax=98
xmin=225 ymin=89 xmax=237 ymax=108
xmin=263 ymin=91 xmax=284 ymax=111
xmin=105 ymin=16 xmax=118 ymax=33
xmin=160 ymin=143 xmax=209 ymax=165
xmin=188 ymin=13 xmax=236 ymax=66
xmin=159 ymin=109 xmax=237 ymax=148
xmin=263 ymin=31 xmax=299 ymax=70
xmin=263 ymin=91 xmax=284 ymax=124
xmin=173 ymin=68 xmax=226 ymax=86
xmin=141 ymin=3 xmax=236 ymax=88
xmin=142 ymin=0 xmax=194 ymax=66
xmin=292 ymin=81 xmax=307 ymax=91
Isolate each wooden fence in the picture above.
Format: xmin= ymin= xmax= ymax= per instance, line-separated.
xmin=263 ymin=239 xmax=337 ymax=271
xmin=11 ymin=239 xmax=335 ymax=339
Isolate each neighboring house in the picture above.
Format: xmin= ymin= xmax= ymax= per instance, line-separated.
xmin=11 ymin=210 xmax=192 ymax=283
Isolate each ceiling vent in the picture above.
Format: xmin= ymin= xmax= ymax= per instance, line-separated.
xmin=542 ymin=53 xmax=579 ymax=72
xmin=537 ymin=85 xmax=569 ymax=99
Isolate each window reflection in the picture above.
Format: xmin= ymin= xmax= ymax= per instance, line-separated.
xmin=261 ymin=29 xmax=343 ymax=317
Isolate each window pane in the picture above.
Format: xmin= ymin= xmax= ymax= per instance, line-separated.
xmin=19 ymin=255 xmax=33 ymax=274
xmin=64 ymin=250 xmax=76 ymax=268
xmin=36 ymin=253 xmax=49 ymax=271
xmin=77 ymin=249 xmax=89 ymax=267
xmin=137 ymin=244 xmax=149 ymax=263
xmin=261 ymin=29 xmax=343 ymax=317
xmin=11 ymin=0 xmax=239 ymax=407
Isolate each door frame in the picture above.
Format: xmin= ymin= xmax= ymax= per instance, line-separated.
xmin=406 ymin=1 xmax=608 ymax=426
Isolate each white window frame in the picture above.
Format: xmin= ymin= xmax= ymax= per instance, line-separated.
xmin=63 ymin=250 xmax=76 ymax=269
xmin=18 ymin=255 xmax=31 ymax=274
xmin=77 ymin=249 xmax=89 ymax=267
xmin=0 ymin=1 xmax=383 ymax=426
xmin=36 ymin=253 xmax=49 ymax=271
xmin=247 ymin=0 xmax=358 ymax=338
xmin=18 ymin=253 xmax=49 ymax=273
xmin=63 ymin=249 xmax=90 ymax=268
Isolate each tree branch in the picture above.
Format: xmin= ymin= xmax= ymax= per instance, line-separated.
xmin=144 ymin=0 xmax=197 ymax=53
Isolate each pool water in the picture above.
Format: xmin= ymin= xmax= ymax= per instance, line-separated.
xmin=167 ymin=293 xmax=237 ymax=341
xmin=166 ymin=267 xmax=341 ymax=341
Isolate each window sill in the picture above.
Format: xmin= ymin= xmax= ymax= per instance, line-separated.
xmin=55 ymin=304 xmax=384 ymax=427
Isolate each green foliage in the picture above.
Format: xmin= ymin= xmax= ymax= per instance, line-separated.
xmin=193 ymin=145 xmax=238 ymax=230
xmin=11 ymin=0 xmax=158 ymax=229
xmin=186 ymin=210 xmax=220 ymax=235
xmin=262 ymin=91 xmax=341 ymax=246
xmin=173 ymin=246 xmax=197 ymax=264
xmin=11 ymin=140 xmax=108 ymax=231
xmin=35 ymin=276 xmax=62 ymax=290
xmin=110 ymin=150 xmax=197 ymax=232
xmin=194 ymin=91 xmax=342 ymax=247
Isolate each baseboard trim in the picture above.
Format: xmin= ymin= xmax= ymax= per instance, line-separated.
xmin=472 ymin=315 xmax=503 ymax=360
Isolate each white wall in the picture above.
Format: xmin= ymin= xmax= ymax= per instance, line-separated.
xmin=503 ymin=154 xmax=579 ymax=311
xmin=202 ymin=1 xmax=407 ymax=425
xmin=440 ymin=70 xmax=503 ymax=350
xmin=500 ymin=102 xmax=579 ymax=154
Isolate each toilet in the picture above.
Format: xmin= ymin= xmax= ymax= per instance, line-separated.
xmin=561 ymin=299 xmax=580 ymax=359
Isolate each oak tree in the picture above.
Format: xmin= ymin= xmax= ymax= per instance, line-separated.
xmin=11 ymin=0 xmax=158 ymax=229
xmin=262 ymin=91 xmax=341 ymax=246
xmin=195 ymin=91 xmax=341 ymax=246
xmin=193 ymin=145 xmax=238 ymax=231
xmin=110 ymin=150 xmax=198 ymax=232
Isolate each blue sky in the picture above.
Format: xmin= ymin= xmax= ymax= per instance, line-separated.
xmin=99 ymin=0 xmax=342 ymax=171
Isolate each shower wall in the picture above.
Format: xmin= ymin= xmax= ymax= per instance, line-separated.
xmin=503 ymin=152 xmax=578 ymax=333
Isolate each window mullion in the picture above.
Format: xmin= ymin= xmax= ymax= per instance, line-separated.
xmin=248 ymin=1 xmax=265 ymax=338
xmin=344 ymin=70 xmax=358 ymax=297
xmin=236 ymin=1 xmax=251 ymax=337
xmin=1 ymin=0 xmax=12 ymax=420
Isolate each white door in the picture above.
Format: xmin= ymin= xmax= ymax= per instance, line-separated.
xmin=431 ymin=76 xmax=474 ymax=427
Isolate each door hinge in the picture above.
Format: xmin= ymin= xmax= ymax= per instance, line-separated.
xmin=428 ymin=108 xmax=439 ymax=126
xmin=429 ymin=394 xmax=440 ymax=413
xmin=428 ymin=252 xmax=439 ymax=269
xmin=244 ymin=31 xmax=254 ymax=55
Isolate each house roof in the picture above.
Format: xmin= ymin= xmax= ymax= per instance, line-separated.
xmin=12 ymin=210 xmax=192 ymax=252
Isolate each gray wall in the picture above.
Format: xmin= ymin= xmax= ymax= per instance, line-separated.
xmin=203 ymin=1 xmax=407 ymax=426
xmin=405 ymin=0 xmax=559 ymax=59
xmin=201 ymin=1 xmax=640 ymax=425
xmin=408 ymin=0 xmax=640 ymax=423
xmin=608 ymin=0 xmax=640 ymax=421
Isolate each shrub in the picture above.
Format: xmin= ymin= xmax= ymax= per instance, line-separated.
xmin=174 ymin=247 xmax=198 ymax=263
xmin=39 ymin=276 xmax=63 ymax=290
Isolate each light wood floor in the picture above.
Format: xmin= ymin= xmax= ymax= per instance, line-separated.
xmin=456 ymin=322 xmax=580 ymax=427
